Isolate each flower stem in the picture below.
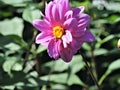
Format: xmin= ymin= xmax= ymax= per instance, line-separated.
xmin=90 ymin=44 xmax=98 ymax=81
xmin=83 ymin=58 xmax=101 ymax=90
xmin=23 ymin=30 xmax=37 ymax=70
xmin=98 ymin=70 xmax=111 ymax=85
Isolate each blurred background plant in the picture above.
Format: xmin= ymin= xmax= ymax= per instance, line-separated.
xmin=0 ymin=0 xmax=120 ymax=90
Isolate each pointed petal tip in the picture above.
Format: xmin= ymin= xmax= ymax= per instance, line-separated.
xmin=80 ymin=30 xmax=95 ymax=42
xmin=32 ymin=19 xmax=39 ymax=26
xmin=79 ymin=6 xmax=85 ymax=13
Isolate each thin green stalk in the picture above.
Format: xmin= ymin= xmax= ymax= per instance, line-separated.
xmin=90 ymin=44 xmax=98 ymax=81
xmin=23 ymin=30 xmax=37 ymax=70
xmin=80 ymin=51 xmax=101 ymax=90
xmin=98 ymin=70 xmax=111 ymax=85
xmin=83 ymin=58 xmax=101 ymax=90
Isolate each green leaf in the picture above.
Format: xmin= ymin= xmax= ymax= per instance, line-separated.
xmin=1 ymin=0 xmax=31 ymax=7
xmin=40 ymin=73 xmax=87 ymax=87
xmin=40 ymin=73 xmax=68 ymax=84
xmin=96 ymin=35 xmax=115 ymax=48
xmin=1 ymin=0 xmax=29 ymax=4
xmin=0 ymin=71 xmax=26 ymax=89
xmin=42 ymin=55 xmax=85 ymax=74
xmin=0 ymin=35 xmax=13 ymax=47
xmin=52 ymin=84 xmax=69 ymax=90
xmin=0 ymin=54 xmax=5 ymax=66
xmin=93 ymin=48 xmax=108 ymax=56
xmin=12 ymin=62 xmax=23 ymax=71
xmin=0 ymin=17 xmax=24 ymax=37
xmin=99 ymin=59 xmax=120 ymax=85
xmin=104 ymin=2 xmax=120 ymax=12
xmin=36 ymin=45 xmax=47 ymax=54
xmin=71 ymin=1 xmax=90 ymax=11
xmin=106 ymin=15 xmax=120 ymax=23
xmin=22 ymin=7 xmax=41 ymax=23
xmin=8 ymin=35 xmax=28 ymax=48
xmin=108 ymin=59 xmax=120 ymax=71
xmin=100 ymin=35 xmax=115 ymax=45
xmin=67 ymin=74 xmax=87 ymax=87
xmin=42 ymin=60 xmax=69 ymax=73
xmin=5 ymin=43 xmax=21 ymax=51
xmin=2 ymin=57 xmax=22 ymax=75
xmin=69 ymin=55 xmax=85 ymax=74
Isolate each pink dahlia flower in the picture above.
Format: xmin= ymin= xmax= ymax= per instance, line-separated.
xmin=33 ymin=0 xmax=95 ymax=62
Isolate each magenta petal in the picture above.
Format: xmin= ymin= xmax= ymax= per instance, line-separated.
xmin=36 ymin=33 xmax=53 ymax=45
xmin=48 ymin=39 xmax=61 ymax=59
xmin=70 ymin=38 xmax=83 ymax=54
xmin=60 ymin=46 xmax=73 ymax=62
xmin=72 ymin=8 xmax=80 ymax=16
xmin=63 ymin=18 xmax=77 ymax=30
xmin=78 ymin=14 xmax=90 ymax=29
xmin=57 ymin=0 xmax=70 ymax=22
xmin=64 ymin=10 xmax=73 ymax=19
xmin=65 ymin=6 xmax=84 ymax=19
xmin=57 ymin=0 xmax=70 ymax=12
xmin=62 ymin=0 xmax=70 ymax=12
xmin=32 ymin=20 xmax=51 ymax=32
xmin=72 ymin=6 xmax=84 ymax=16
xmin=80 ymin=30 xmax=95 ymax=42
xmin=72 ymin=28 xmax=86 ymax=38
xmin=57 ymin=3 xmax=65 ymax=22
xmin=45 ymin=2 xmax=53 ymax=21
xmin=52 ymin=5 xmax=60 ymax=22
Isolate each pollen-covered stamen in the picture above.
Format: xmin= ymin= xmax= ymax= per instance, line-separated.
xmin=53 ymin=26 xmax=64 ymax=38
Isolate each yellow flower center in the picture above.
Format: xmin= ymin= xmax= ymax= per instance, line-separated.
xmin=53 ymin=26 xmax=64 ymax=38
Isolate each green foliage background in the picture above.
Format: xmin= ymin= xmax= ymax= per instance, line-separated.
xmin=0 ymin=0 xmax=120 ymax=90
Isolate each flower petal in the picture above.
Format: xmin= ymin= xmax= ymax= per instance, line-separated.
xmin=52 ymin=4 xmax=60 ymax=22
xmin=65 ymin=6 xmax=84 ymax=19
xmin=66 ymin=30 xmax=72 ymax=42
xmin=57 ymin=3 xmax=65 ymax=23
xmin=62 ymin=35 xmax=67 ymax=48
xmin=45 ymin=2 xmax=53 ymax=21
xmin=62 ymin=0 xmax=70 ymax=12
xmin=63 ymin=18 xmax=77 ymax=30
xmin=36 ymin=33 xmax=53 ymax=46
xmin=57 ymin=0 xmax=70 ymax=12
xmin=72 ymin=8 xmax=81 ymax=16
xmin=78 ymin=14 xmax=90 ymax=29
xmin=79 ymin=6 xmax=85 ymax=13
xmin=60 ymin=45 xmax=73 ymax=62
xmin=48 ymin=39 xmax=61 ymax=59
xmin=72 ymin=6 xmax=85 ymax=16
xmin=62 ymin=30 xmax=72 ymax=48
xmin=57 ymin=0 xmax=70 ymax=22
xmin=80 ymin=30 xmax=95 ymax=42
xmin=32 ymin=20 xmax=51 ymax=32
xmin=70 ymin=38 xmax=83 ymax=54
xmin=64 ymin=10 xmax=73 ymax=19
xmin=72 ymin=28 xmax=86 ymax=38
